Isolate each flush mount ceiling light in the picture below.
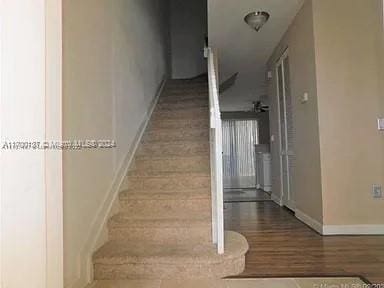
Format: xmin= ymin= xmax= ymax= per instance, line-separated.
xmin=244 ymin=11 xmax=270 ymax=32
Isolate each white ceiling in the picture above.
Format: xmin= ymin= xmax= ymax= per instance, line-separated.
xmin=208 ymin=0 xmax=305 ymax=111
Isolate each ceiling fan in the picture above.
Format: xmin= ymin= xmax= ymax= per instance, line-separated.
xmin=252 ymin=101 xmax=269 ymax=113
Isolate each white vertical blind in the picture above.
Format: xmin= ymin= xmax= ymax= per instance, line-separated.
xmin=222 ymin=120 xmax=259 ymax=188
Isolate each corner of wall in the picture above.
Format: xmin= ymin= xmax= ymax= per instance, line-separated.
xmin=295 ymin=209 xmax=323 ymax=235
xmin=65 ymin=77 xmax=167 ymax=288
xmin=271 ymin=193 xmax=283 ymax=206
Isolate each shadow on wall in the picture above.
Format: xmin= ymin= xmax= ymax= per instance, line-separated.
xmin=169 ymin=0 xmax=208 ymax=79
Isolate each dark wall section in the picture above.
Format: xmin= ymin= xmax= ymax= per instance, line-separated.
xmin=169 ymin=0 xmax=207 ymax=79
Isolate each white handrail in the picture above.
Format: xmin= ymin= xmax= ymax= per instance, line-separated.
xmin=206 ymin=47 xmax=224 ymax=254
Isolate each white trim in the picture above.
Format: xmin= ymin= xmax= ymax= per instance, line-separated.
xmin=382 ymin=0 xmax=384 ymax=31
xmin=1 ymin=2 xmax=63 ymax=287
xmin=45 ymin=0 xmax=63 ymax=287
xmin=275 ymin=49 xmax=296 ymax=211
xmin=207 ymin=47 xmax=224 ymax=254
xmin=66 ymin=78 xmax=166 ymax=288
xmin=275 ymin=57 xmax=284 ymax=209
xmin=0 ymin=4 xmax=3 ymax=287
xmin=286 ymin=200 xmax=296 ymax=212
xmin=294 ymin=210 xmax=384 ymax=236
xmin=295 ymin=209 xmax=323 ymax=234
xmin=271 ymin=193 xmax=283 ymax=206
xmin=323 ymin=225 xmax=384 ymax=235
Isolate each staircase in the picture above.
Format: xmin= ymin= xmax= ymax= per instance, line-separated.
xmin=92 ymin=76 xmax=248 ymax=280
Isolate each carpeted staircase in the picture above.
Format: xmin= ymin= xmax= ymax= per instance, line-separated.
xmin=92 ymin=77 xmax=248 ymax=280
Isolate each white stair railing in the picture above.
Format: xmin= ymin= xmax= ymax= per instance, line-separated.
xmin=205 ymin=47 xmax=224 ymax=254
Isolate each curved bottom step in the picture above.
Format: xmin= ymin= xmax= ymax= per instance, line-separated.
xmin=93 ymin=231 xmax=248 ymax=280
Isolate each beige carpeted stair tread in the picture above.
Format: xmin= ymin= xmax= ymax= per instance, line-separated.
xmin=137 ymin=141 xmax=209 ymax=157
xmin=151 ymin=111 xmax=209 ymax=121
xmin=125 ymin=172 xmax=210 ymax=191
xmin=127 ymin=170 xmax=210 ymax=177
xmin=92 ymin=78 xmax=248 ymax=281
xmin=154 ymin=106 xmax=208 ymax=113
xmin=133 ymin=155 xmax=209 ymax=167
xmin=93 ymin=231 xmax=248 ymax=265
xmin=108 ymin=214 xmax=211 ymax=228
xmin=119 ymin=189 xmax=210 ymax=200
xmin=143 ymin=129 xmax=209 ymax=143
xmin=148 ymin=119 xmax=209 ymax=130
xmin=138 ymin=139 xmax=209 ymax=150
xmin=157 ymin=103 xmax=208 ymax=110
xmin=131 ymin=157 xmax=210 ymax=174
xmin=156 ymin=100 xmax=208 ymax=110
xmin=143 ymin=130 xmax=209 ymax=138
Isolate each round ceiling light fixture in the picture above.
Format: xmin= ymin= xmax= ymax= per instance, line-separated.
xmin=244 ymin=11 xmax=270 ymax=32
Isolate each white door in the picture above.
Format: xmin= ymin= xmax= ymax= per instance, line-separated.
xmin=276 ymin=50 xmax=295 ymax=210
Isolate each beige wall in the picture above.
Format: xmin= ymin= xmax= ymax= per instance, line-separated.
xmin=63 ymin=0 xmax=169 ymax=286
xmin=313 ymin=0 xmax=384 ymax=225
xmin=267 ymin=0 xmax=323 ymax=223
xmin=268 ymin=0 xmax=384 ymax=227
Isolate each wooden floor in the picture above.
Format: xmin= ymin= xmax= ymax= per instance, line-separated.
xmin=224 ymin=189 xmax=271 ymax=202
xmin=224 ymin=201 xmax=384 ymax=284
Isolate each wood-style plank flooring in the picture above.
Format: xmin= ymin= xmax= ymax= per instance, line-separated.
xmin=224 ymin=189 xmax=271 ymax=202
xmin=224 ymin=201 xmax=384 ymax=284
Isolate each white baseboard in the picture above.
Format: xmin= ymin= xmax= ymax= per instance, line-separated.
xmin=271 ymin=193 xmax=283 ymax=206
xmin=295 ymin=209 xmax=384 ymax=235
xmin=66 ymin=77 xmax=166 ymax=288
xmin=323 ymin=225 xmax=384 ymax=235
xmin=295 ymin=209 xmax=323 ymax=234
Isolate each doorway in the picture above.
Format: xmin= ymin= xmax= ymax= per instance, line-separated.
xmin=276 ymin=50 xmax=295 ymax=211
xmin=222 ymin=118 xmax=271 ymax=202
xmin=222 ymin=119 xmax=259 ymax=189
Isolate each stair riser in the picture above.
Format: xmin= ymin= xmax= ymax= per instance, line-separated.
xmin=108 ymin=226 xmax=211 ymax=244
xmin=133 ymin=157 xmax=210 ymax=173
xmin=94 ymin=255 xmax=245 ymax=280
xmin=126 ymin=176 xmax=210 ymax=190
xmin=119 ymin=199 xmax=211 ymax=218
xmin=137 ymin=143 xmax=209 ymax=157
xmin=143 ymin=130 xmax=209 ymax=142
xmin=149 ymin=119 xmax=209 ymax=130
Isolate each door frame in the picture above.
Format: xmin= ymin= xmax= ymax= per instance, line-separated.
xmin=275 ymin=49 xmax=295 ymax=211
xmin=0 ymin=1 xmax=63 ymax=287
